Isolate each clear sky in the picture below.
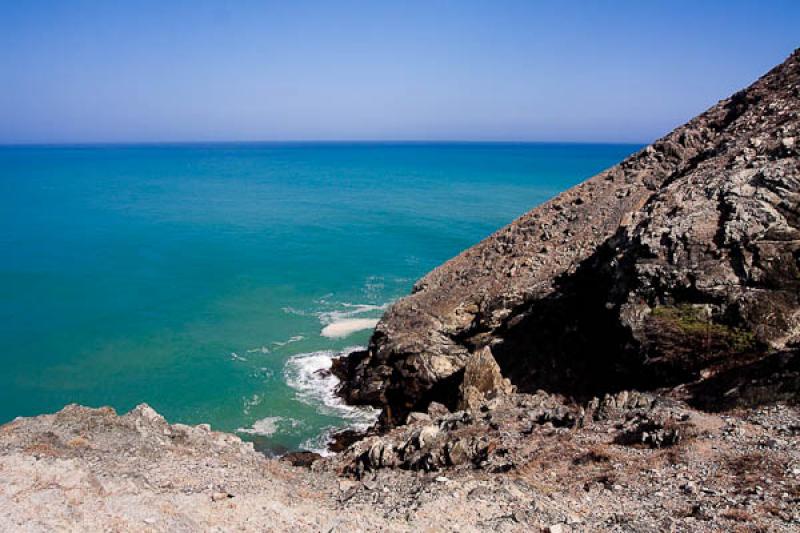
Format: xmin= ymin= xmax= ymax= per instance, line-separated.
xmin=1 ymin=1 xmax=798 ymax=144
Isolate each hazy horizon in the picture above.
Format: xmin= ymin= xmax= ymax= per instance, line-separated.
xmin=0 ymin=139 xmax=647 ymax=147
xmin=2 ymin=1 xmax=798 ymax=145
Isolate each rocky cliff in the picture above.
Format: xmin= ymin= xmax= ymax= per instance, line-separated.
xmin=337 ymin=49 xmax=800 ymax=425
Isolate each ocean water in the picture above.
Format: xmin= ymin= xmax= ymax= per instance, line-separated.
xmin=0 ymin=142 xmax=639 ymax=453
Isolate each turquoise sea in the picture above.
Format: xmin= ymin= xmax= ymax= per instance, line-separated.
xmin=0 ymin=142 xmax=639 ymax=453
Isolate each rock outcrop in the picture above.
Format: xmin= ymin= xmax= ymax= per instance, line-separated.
xmin=338 ymin=49 xmax=800 ymax=425
xmin=458 ymin=346 xmax=514 ymax=411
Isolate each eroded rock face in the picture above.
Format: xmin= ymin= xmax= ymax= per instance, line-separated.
xmin=338 ymin=49 xmax=800 ymax=425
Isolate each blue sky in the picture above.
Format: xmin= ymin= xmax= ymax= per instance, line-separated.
xmin=1 ymin=1 xmax=798 ymax=144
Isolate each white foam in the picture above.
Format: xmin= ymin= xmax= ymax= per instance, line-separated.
xmin=246 ymin=346 xmax=271 ymax=354
xmin=236 ymin=416 xmax=283 ymax=436
xmin=317 ymin=303 xmax=387 ymax=325
xmin=320 ymin=318 xmax=379 ymax=338
xmin=272 ymin=335 xmax=305 ymax=347
xmin=300 ymin=426 xmax=339 ymax=457
xmin=255 ymin=367 xmax=275 ymax=379
xmin=237 ymin=415 xmax=302 ymax=437
xmin=281 ymin=306 xmax=308 ymax=317
xmin=242 ymin=394 xmax=262 ymax=416
xmin=230 ymin=352 xmax=247 ymax=362
xmin=315 ymin=302 xmax=387 ymax=338
xmin=284 ymin=348 xmax=379 ymax=432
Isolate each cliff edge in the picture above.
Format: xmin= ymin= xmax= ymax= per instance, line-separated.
xmin=337 ymin=49 xmax=800 ymax=425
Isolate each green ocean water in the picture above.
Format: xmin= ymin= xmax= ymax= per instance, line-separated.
xmin=0 ymin=142 xmax=639 ymax=452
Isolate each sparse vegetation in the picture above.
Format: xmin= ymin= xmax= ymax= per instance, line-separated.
xmin=721 ymin=508 xmax=754 ymax=522
xmin=650 ymin=304 xmax=757 ymax=353
xmin=573 ymin=446 xmax=612 ymax=465
xmin=644 ymin=304 xmax=760 ymax=374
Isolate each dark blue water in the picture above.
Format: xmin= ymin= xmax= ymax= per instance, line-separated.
xmin=0 ymin=142 xmax=639 ymax=451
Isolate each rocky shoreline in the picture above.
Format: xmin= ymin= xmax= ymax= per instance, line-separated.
xmin=2 ymin=50 xmax=799 ymax=531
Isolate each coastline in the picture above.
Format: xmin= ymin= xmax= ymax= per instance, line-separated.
xmin=1 ymin=49 xmax=799 ymax=532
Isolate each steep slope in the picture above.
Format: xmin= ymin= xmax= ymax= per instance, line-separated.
xmin=337 ymin=49 xmax=800 ymax=424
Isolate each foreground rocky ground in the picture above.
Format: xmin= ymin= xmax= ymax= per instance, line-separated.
xmin=1 ymin=384 xmax=798 ymax=531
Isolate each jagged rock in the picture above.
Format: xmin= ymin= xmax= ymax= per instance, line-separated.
xmin=415 ymin=425 xmax=440 ymax=448
xmin=427 ymin=401 xmax=451 ymax=417
xmin=406 ymin=411 xmax=432 ymax=425
xmin=458 ymin=346 xmax=514 ymax=411
xmin=367 ymin=439 xmax=396 ymax=469
xmin=614 ymin=415 xmax=685 ymax=449
xmin=445 ymin=438 xmax=471 ymax=465
xmin=339 ymin=49 xmax=800 ymax=425
xmin=281 ymin=451 xmax=322 ymax=467
xmin=591 ymin=391 xmax=658 ymax=421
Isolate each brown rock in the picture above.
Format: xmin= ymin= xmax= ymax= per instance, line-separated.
xmin=281 ymin=451 xmax=322 ymax=467
xmin=458 ymin=347 xmax=513 ymax=410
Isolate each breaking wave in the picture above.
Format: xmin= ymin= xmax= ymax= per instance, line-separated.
xmin=284 ymin=347 xmax=379 ymax=444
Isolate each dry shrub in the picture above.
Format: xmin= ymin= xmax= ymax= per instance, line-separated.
xmin=721 ymin=508 xmax=753 ymax=522
xmin=67 ymin=436 xmax=90 ymax=448
xmin=726 ymin=452 xmax=785 ymax=491
xmin=594 ymin=472 xmax=617 ymax=489
xmin=760 ymin=501 xmax=792 ymax=522
xmin=23 ymin=443 xmax=60 ymax=458
xmin=572 ymin=445 xmax=612 ymax=465
xmin=732 ymin=525 xmax=768 ymax=533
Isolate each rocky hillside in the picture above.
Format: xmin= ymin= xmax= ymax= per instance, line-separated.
xmin=337 ymin=49 xmax=800 ymax=426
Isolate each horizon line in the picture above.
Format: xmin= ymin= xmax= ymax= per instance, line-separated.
xmin=0 ymin=138 xmax=649 ymax=148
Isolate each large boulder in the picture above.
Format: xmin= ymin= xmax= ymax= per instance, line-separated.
xmin=458 ymin=346 xmax=513 ymax=411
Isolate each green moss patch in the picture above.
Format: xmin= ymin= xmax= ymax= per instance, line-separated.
xmin=648 ymin=304 xmax=758 ymax=358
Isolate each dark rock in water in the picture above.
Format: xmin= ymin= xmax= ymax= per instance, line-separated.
xmin=281 ymin=451 xmax=322 ymax=467
xmin=314 ymin=367 xmax=332 ymax=379
xmin=337 ymin=49 xmax=800 ymax=426
xmin=247 ymin=436 xmax=290 ymax=458
xmin=328 ymin=428 xmax=368 ymax=453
